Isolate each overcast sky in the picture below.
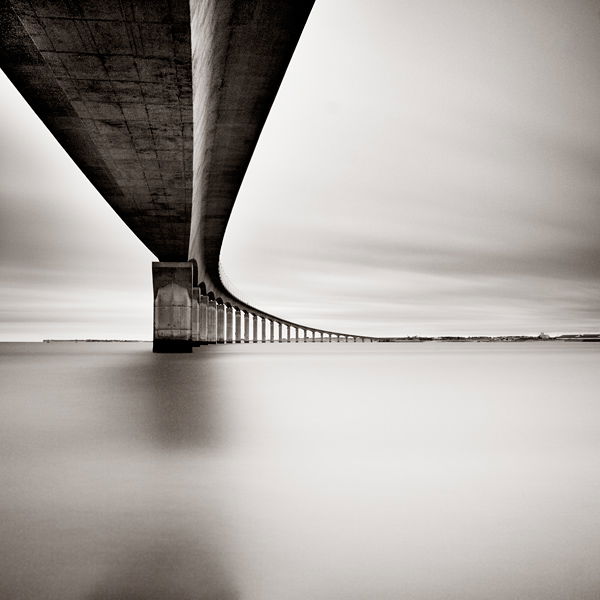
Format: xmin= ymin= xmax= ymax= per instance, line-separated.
xmin=2 ymin=0 xmax=600 ymax=340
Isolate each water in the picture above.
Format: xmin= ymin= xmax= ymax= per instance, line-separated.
xmin=0 ymin=342 xmax=599 ymax=599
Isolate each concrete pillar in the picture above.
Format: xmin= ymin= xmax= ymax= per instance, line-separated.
xmin=252 ymin=314 xmax=258 ymax=343
xmin=261 ymin=316 xmax=266 ymax=342
xmin=319 ymin=332 xmax=324 ymax=343
xmin=226 ymin=305 xmax=234 ymax=343
xmin=278 ymin=322 xmax=283 ymax=343
xmin=152 ymin=262 xmax=193 ymax=353
xmin=235 ymin=308 xmax=242 ymax=343
xmin=216 ymin=302 xmax=225 ymax=343
xmin=191 ymin=288 xmax=200 ymax=346
xmin=199 ymin=294 xmax=208 ymax=344
xmin=269 ymin=320 xmax=275 ymax=343
xmin=311 ymin=330 xmax=315 ymax=343
xmin=207 ymin=299 xmax=217 ymax=343
xmin=286 ymin=325 xmax=291 ymax=343
xmin=243 ymin=311 xmax=250 ymax=343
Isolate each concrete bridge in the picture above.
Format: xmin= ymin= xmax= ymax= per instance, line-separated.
xmin=0 ymin=0 xmax=375 ymax=350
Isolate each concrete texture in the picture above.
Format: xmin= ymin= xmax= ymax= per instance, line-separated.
xmin=191 ymin=288 xmax=200 ymax=345
xmin=187 ymin=0 xmax=315 ymax=293
xmin=152 ymin=262 xmax=193 ymax=352
xmin=207 ymin=299 xmax=217 ymax=344
xmin=1 ymin=1 xmax=193 ymax=261
xmin=234 ymin=308 xmax=242 ymax=343
xmin=243 ymin=312 xmax=249 ymax=344
xmin=216 ymin=302 xmax=225 ymax=344
xmin=226 ymin=305 xmax=233 ymax=343
xmin=199 ymin=294 xmax=208 ymax=343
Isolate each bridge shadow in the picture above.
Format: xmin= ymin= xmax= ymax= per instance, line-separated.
xmin=85 ymin=347 xmax=237 ymax=599
xmin=86 ymin=532 xmax=238 ymax=600
xmin=101 ymin=346 xmax=225 ymax=450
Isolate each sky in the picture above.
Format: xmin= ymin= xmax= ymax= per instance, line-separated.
xmin=2 ymin=0 xmax=600 ymax=340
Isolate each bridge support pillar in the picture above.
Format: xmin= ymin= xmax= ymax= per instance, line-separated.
xmin=191 ymin=288 xmax=200 ymax=346
xmin=226 ymin=305 xmax=234 ymax=343
xmin=261 ymin=317 xmax=266 ymax=342
xmin=243 ymin=312 xmax=250 ymax=343
xmin=269 ymin=320 xmax=274 ymax=343
xmin=253 ymin=315 xmax=258 ymax=343
xmin=235 ymin=308 xmax=242 ymax=343
xmin=207 ymin=299 xmax=217 ymax=343
xmin=199 ymin=295 xmax=208 ymax=344
xmin=217 ymin=302 xmax=225 ymax=343
xmin=287 ymin=325 xmax=291 ymax=343
xmin=152 ymin=262 xmax=193 ymax=353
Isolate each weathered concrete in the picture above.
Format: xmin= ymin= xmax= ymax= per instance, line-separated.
xmin=191 ymin=288 xmax=200 ymax=345
xmin=216 ymin=302 xmax=225 ymax=344
xmin=199 ymin=294 xmax=208 ymax=344
xmin=243 ymin=312 xmax=250 ymax=344
xmin=207 ymin=299 xmax=217 ymax=344
xmin=226 ymin=305 xmax=233 ymax=344
xmin=187 ymin=0 xmax=316 ymax=292
xmin=234 ymin=308 xmax=242 ymax=344
xmin=152 ymin=262 xmax=193 ymax=352
xmin=0 ymin=1 xmax=193 ymax=262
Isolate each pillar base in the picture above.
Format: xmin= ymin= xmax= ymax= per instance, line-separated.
xmin=153 ymin=339 xmax=193 ymax=353
xmin=152 ymin=262 xmax=194 ymax=353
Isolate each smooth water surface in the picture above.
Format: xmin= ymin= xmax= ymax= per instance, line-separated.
xmin=0 ymin=342 xmax=599 ymax=599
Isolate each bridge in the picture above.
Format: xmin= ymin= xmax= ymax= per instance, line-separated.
xmin=0 ymin=0 xmax=376 ymax=350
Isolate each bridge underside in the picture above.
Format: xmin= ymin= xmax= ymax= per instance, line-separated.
xmin=1 ymin=0 xmax=375 ymax=349
xmin=0 ymin=0 xmax=192 ymax=261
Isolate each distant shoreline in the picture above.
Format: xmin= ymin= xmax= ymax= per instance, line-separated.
xmin=378 ymin=334 xmax=600 ymax=343
xmin=42 ymin=339 xmax=150 ymax=343
xmin=38 ymin=335 xmax=600 ymax=344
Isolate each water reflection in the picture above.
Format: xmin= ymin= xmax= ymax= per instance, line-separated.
xmin=0 ymin=343 xmax=237 ymax=600
xmin=110 ymin=348 xmax=223 ymax=448
xmin=0 ymin=342 xmax=599 ymax=599
xmin=87 ymin=534 xmax=237 ymax=600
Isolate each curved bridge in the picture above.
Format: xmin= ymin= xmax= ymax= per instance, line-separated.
xmin=0 ymin=0 xmax=375 ymax=350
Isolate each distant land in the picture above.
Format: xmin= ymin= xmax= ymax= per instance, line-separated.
xmin=40 ymin=334 xmax=600 ymax=343
xmin=43 ymin=339 xmax=149 ymax=343
xmin=378 ymin=333 xmax=600 ymax=343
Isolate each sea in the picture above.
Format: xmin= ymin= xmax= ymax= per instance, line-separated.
xmin=0 ymin=341 xmax=599 ymax=600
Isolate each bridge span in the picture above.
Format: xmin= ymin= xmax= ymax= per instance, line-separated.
xmin=0 ymin=0 xmax=375 ymax=350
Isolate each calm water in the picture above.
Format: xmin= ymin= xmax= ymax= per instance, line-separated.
xmin=0 ymin=342 xmax=599 ymax=599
